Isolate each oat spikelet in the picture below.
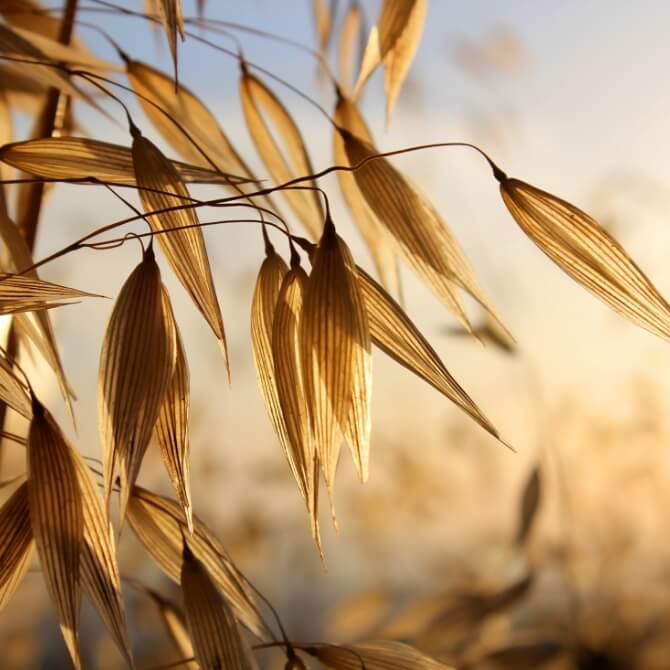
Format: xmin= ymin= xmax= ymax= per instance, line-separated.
xmin=272 ymin=254 xmax=321 ymax=549
xmin=0 ymin=349 xmax=32 ymax=419
xmin=143 ymin=587 xmax=197 ymax=669
xmin=334 ymin=92 xmax=399 ymax=295
xmin=0 ymin=482 xmax=34 ymax=611
xmin=500 ymin=176 xmax=670 ymax=340
xmin=0 ymin=136 xmax=252 ymax=186
xmin=342 ymin=127 xmax=510 ymax=338
xmin=354 ymin=0 xmax=428 ymax=126
xmin=131 ymin=125 xmax=229 ymax=370
xmin=127 ymin=486 xmax=270 ymax=638
xmin=305 ymin=640 xmax=453 ymax=669
xmin=156 ymin=0 xmax=185 ymax=83
xmin=357 ymin=266 xmax=507 ymax=446
xmin=0 ymin=272 xmax=99 ymax=315
xmin=0 ymin=187 xmax=76 ymax=421
xmin=337 ymin=3 xmax=364 ymax=96
xmin=98 ymin=245 xmax=177 ymax=521
xmin=239 ymin=67 xmax=324 ymax=240
xmin=126 ymin=58 xmax=259 ymax=183
xmin=515 ymin=463 xmax=541 ymax=546
xmin=27 ymin=400 xmax=83 ymax=669
xmin=301 ymin=218 xmax=372 ymax=492
xmin=71 ymin=454 xmax=133 ymax=667
xmin=181 ymin=541 xmax=255 ymax=670
xmin=155 ymin=289 xmax=193 ymax=532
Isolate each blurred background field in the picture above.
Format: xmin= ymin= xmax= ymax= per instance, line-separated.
xmin=3 ymin=1 xmax=670 ymax=667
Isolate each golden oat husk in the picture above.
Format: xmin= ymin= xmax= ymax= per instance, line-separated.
xmin=72 ymin=454 xmax=133 ymax=666
xmin=27 ymin=401 xmax=84 ymax=669
xmin=127 ymin=485 xmax=270 ymax=638
xmin=239 ymin=68 xmax=324 ymax=240
xmin=0 ymin=482 xmax=34 ymax=611
xmin=0 ymin=136 xmax=253 ymax=186
xmin=501 ymin=176 xmax=670 ymax=340
xmin=272 ymin=256 xmax=321 ymax=549
xmin=357 ymin=265 xmax=507 ymax=447
xmin=304 ymin=640 xmax=454 ymax=669
xmin=181 ymin=541 xmax=255 ymax=670
xmin=333 ymin=91 xmax=399 ymax=295
xmin=98 ymin=245 xmax=177 ymax=521
xmin=131 ymin=127 xmax=229 ymax=370
xmin=154 ymin=288 xmax=193 ymax=532
xmin=301 ymin=219 xmax=371 ymax=490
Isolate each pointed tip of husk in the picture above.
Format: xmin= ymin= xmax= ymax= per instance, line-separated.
xmin=218 ymin=337 xmax=231 ymax=384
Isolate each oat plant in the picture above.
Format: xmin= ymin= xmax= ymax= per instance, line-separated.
xmin=0 ymin=1 xmax=667 ymax=668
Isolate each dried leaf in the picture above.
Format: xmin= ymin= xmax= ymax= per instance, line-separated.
xmin=98 ymin=245 xmax=177 ymax=521
xmin=0 ymin=272 xmax=99 ymax=315
xmin=239 ymin=68 xmax=324 ymax=239
xmin=181 ymin=541 xmax=255 ymax=670
xmin=131 ymin=127 xmax=229 ymax=368
xmin=334 ymin=92 xmax=398 ymax=294
xmin=305 ymin=640 xmax=453 ymax=669
xmin=500 ymin=177 xmax=670 ymax=340
xmin=155 ymin=290 xmax=192 ymax=532
xmin=0 ymin=482 xmax=34 ymax=611
xmin=157 ymin=0 xmax=185 ymax=81
xmin=357 ymin=265 xmax=506 ymax=445
xmin=127 ymin=486 xmax=270 ymax=638
xmin=515 ymin=464 xmax=541 ymax=546
xmin=72 ymin=454 xmax=133 ymax=666
xmin=271 ymin=258 xmax=320 ymax=546
xmin=0 ymin=136 xmax=252 ymax=186
xmin=342 ymin=128 xmax=509 ymax=336
xmin=27 ymin=402 xmax=83 ymax=669
xmin=301 ymin=220 xmax=371 ymax=491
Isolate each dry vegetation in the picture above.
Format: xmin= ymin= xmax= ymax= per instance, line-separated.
xmin=0 ymin=1 xmax=668 ymax=668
